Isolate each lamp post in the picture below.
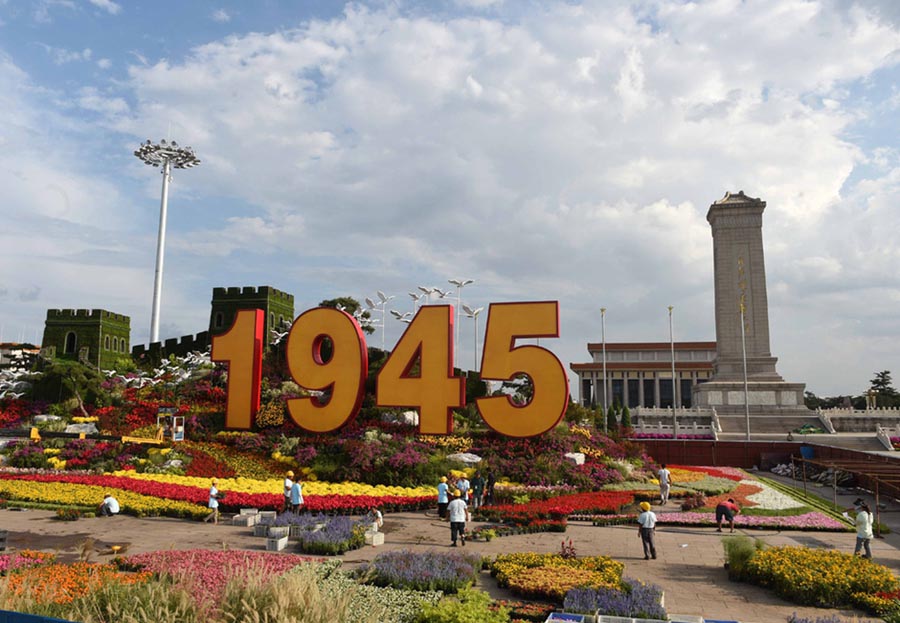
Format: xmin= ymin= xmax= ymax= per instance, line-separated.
xmin=416 ymin=286 xmax=434 ymax=305
xmin=408 ymin=291 xmax=423 ymax=315
xmin=600 ymin=307 xmax=608 ymax=415
xmin=134 ymin=139 xmax=200 ymax=344
xmin=740 ymin=296 xmax=751 ymax=440
xmin=448 ymin=278 xmax=474 ymax=360
xmin=366 ymin=291 xmax=394 ymax=351
xmin=462 ymin=304 xmax=484 ymax=372
xmin=668 ymin=305 xmax=678 ymax=435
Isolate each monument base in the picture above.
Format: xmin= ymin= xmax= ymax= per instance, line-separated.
xmin=693 ymin=380 xmax=807 ymax=415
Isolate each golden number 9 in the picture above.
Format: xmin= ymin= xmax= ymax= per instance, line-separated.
xmin=285 ymin=307 xmax=368 ymax=433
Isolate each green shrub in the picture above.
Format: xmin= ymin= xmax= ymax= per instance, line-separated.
xmin=721 ymin=536 xmax=764 ymax=581
xmin=415 ymin=589 xmax=510 ymax=623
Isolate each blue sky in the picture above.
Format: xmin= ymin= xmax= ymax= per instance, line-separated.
xmin=1 ymin=0 xmax=899 ymax=396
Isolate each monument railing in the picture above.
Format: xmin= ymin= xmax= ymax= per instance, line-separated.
xmin=818 ymin=406 xmax=900 ymax=416
xmin=632 ymin=406 xmax=719 ymax=440
xmin=815 ymin=409 xmax=837 ymax=434
xmin=875 ymin=424 xmax=896 ymax=452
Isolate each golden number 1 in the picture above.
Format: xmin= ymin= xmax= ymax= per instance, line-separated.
xmin=211 ymin=309 xmax=264 ymax=430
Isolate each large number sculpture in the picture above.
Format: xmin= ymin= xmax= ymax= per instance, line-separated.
xmin=212 ymin=302 xmax=568 ymax=437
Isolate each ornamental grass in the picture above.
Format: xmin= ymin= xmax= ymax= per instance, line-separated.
xmin=744 ymin=546 xmax=898 ymax=607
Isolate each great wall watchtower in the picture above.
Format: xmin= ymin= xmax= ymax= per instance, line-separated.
xmin=42 ymin=309 xmax=131 ymax=370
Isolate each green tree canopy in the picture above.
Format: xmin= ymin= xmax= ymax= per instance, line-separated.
xmin=319 ymin=297 xmax=374 ymax=335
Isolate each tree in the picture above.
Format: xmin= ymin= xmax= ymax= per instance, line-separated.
xmin=620 ymin=404 xmax=632 ymax=430
xmin=606 ymin=403 xmax=617 ymax=434
xmin=32 ymin=358 xmax=106 ymax=416
xmin=870 ymin=371 xmax=899 ymax=408
xmin=870 ymin=371 xmax=897 ymax=396
xmin=319 ymin=297 xmax=374 ymax=335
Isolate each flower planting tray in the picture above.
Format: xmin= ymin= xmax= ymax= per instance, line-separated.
xmin=258 ymin=511 xmax=277 ymax=521
xmin=232 ymin=514 xmax=258 ymax=527
xmin=253 ymin=524 xmax=270 ymax=537
xmin=595 ymin=617 xmax=668 ymax=623
xmin=668 ymin=616 xmax=703 ymax=623
xmin=546 ymin=614 xmax=586 ymax=622
xmin=365 ymin=531 xmax=384 ymax=546
xmin=289 ymin=525 xmax=305 ymax=539
xmin=266 ymin=536 xmax=289 ymax=551
xmin=239 ymin=508 xmax=259 ymax=516
xmin=268 ymin=526 xmax=290 ymax=539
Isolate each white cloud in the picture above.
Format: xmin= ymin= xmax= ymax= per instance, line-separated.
xmin=211 ymin=9 xmax=231 ymax=23
xmin=38 ymin=44 xmax=92 ymax=64
xmin=97 ymin=58 xmax=111 ymax=69
xmin=3 ymin=1 xmax=900 ymax=393
xmin=88 ymin=0 xmax=120 ymax=15
xmin=77 ymin=86 xmax=128 ymax=116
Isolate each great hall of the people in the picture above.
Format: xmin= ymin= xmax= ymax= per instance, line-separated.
xmin=569 ymin=341 xmax=717 ymax=410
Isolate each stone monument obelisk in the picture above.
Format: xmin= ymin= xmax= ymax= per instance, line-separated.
xmin=693 ymin=191 xmax=807 ymax=418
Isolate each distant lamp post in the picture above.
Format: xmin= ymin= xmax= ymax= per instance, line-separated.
xmin=668 ymin=305 xmax=678 ymax=434
xmin=408 ymin=291 xmax=423 ymax=315
xmin=134 ymin=139 xmax=201 ymax=343
xmin=416 ymin=286 xmax=435 ymax=305
xmin=366 ymin=291 xmax=394 ymax=351
xmin=462 ymin=304 xmax=484 ymax=372
xmin=448 ymin=278 xmax=474 ymax=361
xmin=390 ymin=309 xmax=412 ymax=325
xmin=600 ymin=307 xmax=608 ymax=414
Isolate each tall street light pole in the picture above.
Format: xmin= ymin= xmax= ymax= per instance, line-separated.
xmin=600 ymin=308 xmax=608 ymax=415
xmin=668 ymin=305 xmax=678 ymax=434
xmin=134 ymin=139 xmax=200 ymax=344
xmin=448 ymin=278 xmax=474 ymax=361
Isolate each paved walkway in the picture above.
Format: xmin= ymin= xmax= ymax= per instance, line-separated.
xmin=1 ymin=499 xmax=892 ymax=622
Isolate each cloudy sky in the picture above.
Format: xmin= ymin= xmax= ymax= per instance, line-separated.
xmin=1 ymin=0 xmax=898 ymax=397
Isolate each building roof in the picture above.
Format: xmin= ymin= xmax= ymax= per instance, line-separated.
xmin=586 ymin=341 xmax=716 ymax=352
xmin=570 ymin=361 xmax=714 ymax=372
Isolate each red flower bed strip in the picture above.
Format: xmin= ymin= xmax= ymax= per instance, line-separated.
xmin=0 ymin=473 xmax=431 ymax=514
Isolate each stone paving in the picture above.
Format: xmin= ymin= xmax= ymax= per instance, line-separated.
xmin=2 ymin=494 xmax=895 ymax=623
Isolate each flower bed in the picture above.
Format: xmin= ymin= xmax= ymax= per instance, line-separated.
xmin=0 ymin=550 xmax=55 ymax=574
xmin=295 ymin=516 xmax=367 ymax=555
xmin=564 ymin=578 xmax=666 ymax=619
xmin=0 ymin=471 xmax=433 ymax=516
xmin=743 ymin=546 xmax=898 ymax=608
xmin=491 ymin=552 xmax=623 ymax=597
xmin=590 ymin=511 xmax=849 ymax=531
xmin=5 ymin=562 xmax=151 ymax=604
xmin=119 ymin=549 xmax=317 ymax=609
xmin=361 ymin=549 xmax=481 ymax=594
xmin=475 ymin=491 xmax=634 ymax=528
xmin=0 ymin=477 xmax=207 ymax=518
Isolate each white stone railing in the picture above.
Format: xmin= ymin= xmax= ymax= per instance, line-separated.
xmin=710 ymin=407 xmax=721 ymax=433
xmin=633 ymin=416 xmax=718 ymax=440
xmin=875 ymin=424 xmax=896 ymax=452
xmin=819 ymin=407 xmax=900 ymax=416
xmin=816 ymin=409 xmax=836 ymax=434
